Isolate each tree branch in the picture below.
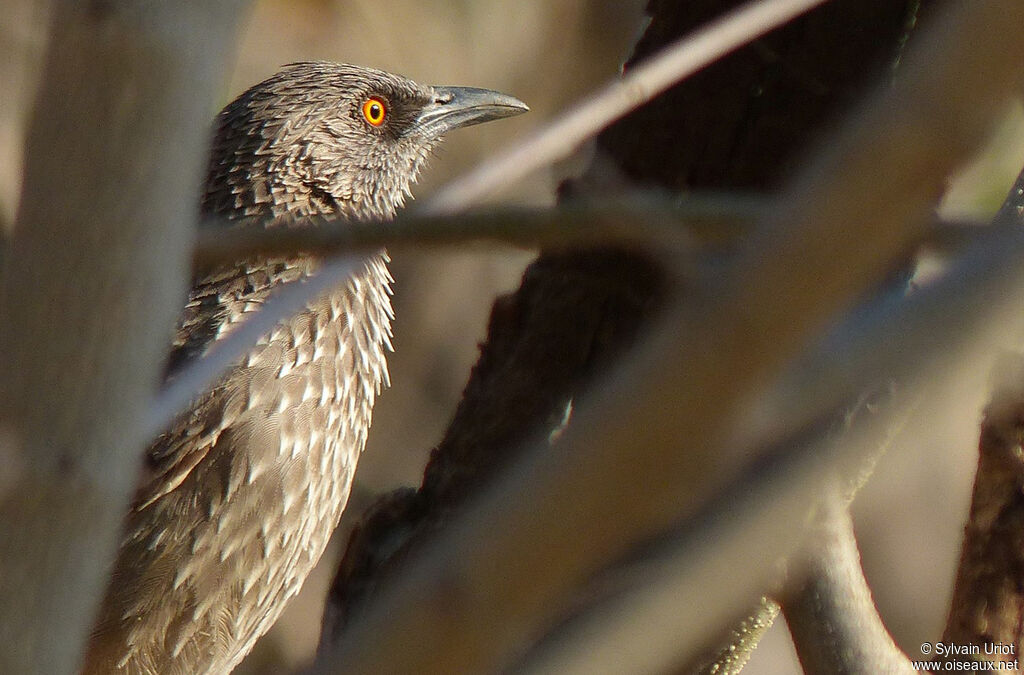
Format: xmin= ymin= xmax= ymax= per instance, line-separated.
xmin=313 ymin=1 xmax=1024 ymax=673
xmin=942 ymin=165 xmax=1024 ymax=669
xmin=782 ymin=491 xmax=915 ymax=675
xmin=0 ymin=3 xmax=244 ymax=672
xmin=190 ymin=198 xmax=983 ymax=274
xmin=503 ymin=396 xmax=910 ymax=675
xmin=192 ymin=195 xmax=760 ymax=273
xmin=422 ymin=0 xmax=829 ymax=214
xmin=437 ymin=207 xmax=1024 ymax=675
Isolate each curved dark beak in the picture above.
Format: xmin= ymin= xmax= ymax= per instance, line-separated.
xmin=415 ymin=85 xmax=529 ymax=139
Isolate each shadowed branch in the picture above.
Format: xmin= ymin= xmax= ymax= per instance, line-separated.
xmin=941 ymin=164 xmax=1024 ymax=667
xmin=190 ymin=198 xmax=985 ymax=274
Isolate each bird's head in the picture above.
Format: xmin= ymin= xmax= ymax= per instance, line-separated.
xmin=202 ymin=62 xmax=528 ymax=223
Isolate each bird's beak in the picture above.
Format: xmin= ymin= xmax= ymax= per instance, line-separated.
xmin=415 ymin=86 xmax=529 ymax=139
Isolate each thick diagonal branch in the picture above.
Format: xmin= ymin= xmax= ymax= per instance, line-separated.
xmin=315 ymin=1 xmax=1024 ymax=673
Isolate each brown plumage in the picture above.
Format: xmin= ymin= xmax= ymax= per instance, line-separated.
xmin=82 ymin=62 xmax=526 ymax=675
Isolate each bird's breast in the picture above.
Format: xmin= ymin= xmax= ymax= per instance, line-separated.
xmin=88 ymin=253 xmax=394 ymax=675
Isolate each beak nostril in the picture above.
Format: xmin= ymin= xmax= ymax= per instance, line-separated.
xmin=418 ymin=86 xmax=529 ymax=138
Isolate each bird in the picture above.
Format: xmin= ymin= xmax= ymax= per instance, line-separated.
xmin=81 ymin=62 xmax=527 ymax=675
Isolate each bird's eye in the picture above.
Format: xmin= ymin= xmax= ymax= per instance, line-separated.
xmin=361 ymin=98 xmax=387 ymax=127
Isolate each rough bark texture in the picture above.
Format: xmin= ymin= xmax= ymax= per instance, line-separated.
xmin=323 ymin=0 xmax=929 ymax=663
xmin=943 ymin=175 xmax=1024 ymax=672
xmin=942 ymin=391 xmax=1024 ymax=670
xmin=944 ymin=414 xmax=1024 ymax=669
xmin=322 ymin=247 xmax=668 ymax=642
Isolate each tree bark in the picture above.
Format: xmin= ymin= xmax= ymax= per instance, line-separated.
xmin=943 ymin=176 xmax=1024 ymax=670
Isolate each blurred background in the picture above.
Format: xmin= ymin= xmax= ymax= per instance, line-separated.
xmin=4 ymin=1 xmax=1024 ymax=672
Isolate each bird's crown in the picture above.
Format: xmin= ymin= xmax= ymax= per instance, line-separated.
xmin=201 ymin=62 xmax=527 ymax=224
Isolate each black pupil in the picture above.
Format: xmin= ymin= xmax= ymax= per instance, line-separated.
xmin=370 ymin=103 xmax=382 ymax=119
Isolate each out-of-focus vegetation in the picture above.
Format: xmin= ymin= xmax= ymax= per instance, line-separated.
xmin=3 ymin=1 xmax=1023 ymax=672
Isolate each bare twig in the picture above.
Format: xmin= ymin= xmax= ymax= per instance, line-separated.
xmin=190 ymin=196 xmax=984 ymax=274
xmin=782 ymin=490 xmax=915 ymax=675
xmin=147 ymin=257 xmax=360 ymax=439
xmin=422 ymin=0 xmax=829 ymax=214
xmin=314 ymin=2 xmax=1024 ymax=673
xmin=191 ymin=195 xmax=762 ymax=272
xmin=166 ymin=195 xmax=750 ymax=438
xmin=172 ymin=198 xmax=987 ymax=451
xmin=682 ymin=598 xmax=781 ymax=675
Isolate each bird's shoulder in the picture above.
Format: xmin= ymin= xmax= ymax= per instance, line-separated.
xmin=140 ymin=254 xmax=320 ymax=508
xmin=165 ymin=255 xmax=320 ymax=377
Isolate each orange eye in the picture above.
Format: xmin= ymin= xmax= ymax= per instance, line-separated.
xmin=361 ymin=98 xmax=386 ymax=126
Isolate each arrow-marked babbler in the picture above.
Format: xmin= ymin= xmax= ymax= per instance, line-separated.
xmin=82 ymin=62 xmax=527 ymax=675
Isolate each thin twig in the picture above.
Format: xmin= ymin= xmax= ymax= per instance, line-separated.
xmin=172 ymin=193 xmax=989 ymax=450
xmin=147 ymin=257 xmax=361 ymax=439
xmin=683 ymin=598 xmax=780 ymax=675
xmin=191 ymin=195 xmax=764 ymax=272
xmin=163 ymin=195 xmax=752 ymax=435
xmin=190 ymin=196 xmax=985 ymax=274
xmin=782 ymin=490 xmax=915 ymax=675
xmin=421 ymin=0 xmax=829 ymax=215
